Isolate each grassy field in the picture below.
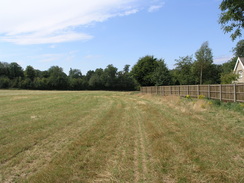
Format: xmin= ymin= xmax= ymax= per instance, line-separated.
xmin=0 ymin=90 xmax=243 ymax=183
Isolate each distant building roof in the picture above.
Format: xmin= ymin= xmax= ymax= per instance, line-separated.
xmin=234 ymin=57 xmax=244 ymax=71
xmin=239 ymin=57 xmax=244 ymax=65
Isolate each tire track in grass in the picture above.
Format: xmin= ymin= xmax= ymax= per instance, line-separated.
xmin=26 ymin=95 xmax=124 ymax=183
xmin=132 ymin=100 xmax=151 ymax=183
xmin=138 ymin=95 xmax=244 ymax=182
xmin=1 ymin=95 xmax=114 ymax=183
xmin=92 ymin=96 xmax=138 ymax=183
xmin=134 ymin=136 xmax=140 ymax=183
xmin=137 ymin=114 xmax=148 ymax=182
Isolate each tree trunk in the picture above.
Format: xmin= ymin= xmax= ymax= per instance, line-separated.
xmin=200 ymin=65 xmax=203 ymax=85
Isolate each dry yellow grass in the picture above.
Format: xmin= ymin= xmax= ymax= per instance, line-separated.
xmin=0 ymin=90 xmax=243 ymax=182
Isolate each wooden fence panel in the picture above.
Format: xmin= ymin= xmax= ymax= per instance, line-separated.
xmin=179 ymin=85 xmax=188 ymax=96
xmin=199 ymin=85 xmax=208 ymax=97
xmin=236 ymin=84 xmax=244 ymax=102
xmin=221 ymin=84 xmax=234 ymax=101
xmin=140 ymin=84 xmax=244 ymax=103
xmin=163 ymin=86 xmax=170 ymax=96
xmin=189 ymin=85 xmax=197 ymax=97
xmin=210 ymin=85 xmax=220 ymax=100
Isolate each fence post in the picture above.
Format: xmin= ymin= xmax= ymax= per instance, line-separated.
xmin=187 ymin=85 xmax=189 ymax=96
xmin=234 ymin=84 xmax=236 ymax=102
xmin=220 ymin=84 xmax=222 ymax=101
xmin=179 ymin=86 xmax=181 ymax=96
xmin=208 ymin=85 xmax=210 ymax=99
xmin=170 ymin=86 xmax=172 ymax=95
xmin=197 ymin=85 xmax=200 ymax=97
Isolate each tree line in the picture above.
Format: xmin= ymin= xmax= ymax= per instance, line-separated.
xmin=0 ymin=40 xmax=243 ymax=90
xmin=0 ymin=63 xmax=138 ymax=91
xmin=132 ymin=40 xmax=243 ymax=86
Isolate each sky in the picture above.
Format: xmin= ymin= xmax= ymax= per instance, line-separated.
xmin=0 ymin=0 xmax=241 ymax=75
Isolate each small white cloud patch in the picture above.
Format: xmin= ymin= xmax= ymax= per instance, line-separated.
xmin=214 ymin=55 xmax=233 ymax=64
xmin=148 ymin=2 xmax=165 ymax=13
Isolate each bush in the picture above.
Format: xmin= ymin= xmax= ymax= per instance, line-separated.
xmin=210 ymin=99 xmax=244 ymax=112
xmin=198 ymin=95 xmax=205 ymax=99
xmin=185 ymin=95 xmax=191 ymax=99
xmin=0 ymin=77 xmax=10 ymax=88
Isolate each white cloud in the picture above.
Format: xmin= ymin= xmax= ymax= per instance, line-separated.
xmin=214 ymin=55 xmax=233 ymax=64
xmin=37 ymin=54 xmax=63 ymax=63
xmin=50 ymin=45 xmax=57 ymax=49
xmin=84 ymin=54 xmax=103 ymax=60
xmin=2 ymin=31 xmax=93 ymax=45
xmin=148 ymin=2 xmax=165 ymax=12
xmin=0 ymin=0 xmax=147 ymax=45
xmin=120 ymin=9 xmax=139 ymax=16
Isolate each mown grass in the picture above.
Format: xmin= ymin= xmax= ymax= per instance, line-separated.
xmin=0 ymin=90 xmax=243 ymax=182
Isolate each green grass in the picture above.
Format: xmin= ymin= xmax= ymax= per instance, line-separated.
xmin=0 ymin=90 xmax=243 ymax=182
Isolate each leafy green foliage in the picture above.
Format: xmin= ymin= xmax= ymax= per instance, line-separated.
xmin=69 ymin=68 xmax=82 ymax=79
xmin=0 ymin=61 xmax=137 ymax=90
xmin=48 ymin=66 xmax=68 ymax=90
xmin=174 ymin=56 xmax=195 ymax=85
xmin=221 ymin=57 xmax=237 ymax=74
xmin=131 ymin=55 xmax=159 ymax=86
xmin=192 ymin=42 xmax=214 ymax=84
xmin=151 ymin=59 xmax=172 ymax=86
xmin=0 ymin=62 xmax=10 ymax=77
xmin=219 ymin=0 xmax=244 ymax=41
xmin=0 ymin=76 xmax=10 ymax=88
xmin=8 ymin=62 xmax=24 ymax=79
xmin=211 ymin=99 xmax=244 ymax=113
xmin=131 ymin=55 xmax=171 ymax=86
xmin=25 ymin=65 xmax=36 ymax=81
xmin=221 ymin=72 xmax=239 ymax=84
xmin=232 ymin=39 xmax=244 ymax=57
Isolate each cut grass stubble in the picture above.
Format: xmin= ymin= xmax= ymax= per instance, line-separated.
xmin=0 ymin=90 xmax=243 ymax=182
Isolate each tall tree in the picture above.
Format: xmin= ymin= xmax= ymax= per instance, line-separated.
xmin=102 ymin=65 xmax=118 ymax=89
xmin=8 ymin=62 xmax=24 ymax=79
xmin=25 ymin=65 xmax=36 ymax=81
xmin=220 ymin=40 xmax=244 ymax=83
xmin=221 ymin=72 xmax=239 ymax=84
xmin=88 ymin=68 xmax=104 ymax=89
xmin=69 ymin=68 xmax=82 ymax=79
xmin=123 ymin=64 xmax=130 ymax=74
xmin=193 ymin=42 xmax=213 ymax=84
xmin=221 ymin=57 xmax=237 ymax=74
xmin=151 ymin=59 xmax=171 ymax=86
xmin=0 ymin=62 xmax=10 ymax=77
xmin=48 ymin=66 xmax=68 ymax=90
xmin=233 ymin=39 xmax=244 ymax=57
xmin=174 ymin=56 xmax=195 ymax=85
xmin=131 ymin=55 xmax=158 ymax=86
xmin=219 ymin=0 xmax=244 ymax=41
xmin=117 ymin=65 xmax=137 ymax=90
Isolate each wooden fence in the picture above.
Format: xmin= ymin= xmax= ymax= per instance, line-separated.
xmin=140 ymin=84 xmax=244 ymax=103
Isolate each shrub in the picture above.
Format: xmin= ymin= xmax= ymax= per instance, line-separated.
xmin=198 ymin=95 xmax=205 ymax=99
xmin=185 ymin=95 xmax=191 ymax=99
xmin=0 ymin=77 xmax=10 ymax=88
xmin=210 ymin=99 xmax=244 ymax=112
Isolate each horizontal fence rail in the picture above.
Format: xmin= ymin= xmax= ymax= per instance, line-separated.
xmin=140 ymin=84 xmax=244 ymax=103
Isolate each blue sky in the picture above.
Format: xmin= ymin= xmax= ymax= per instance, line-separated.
xmin=0 ymin=0 xmax=241 ymax=75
